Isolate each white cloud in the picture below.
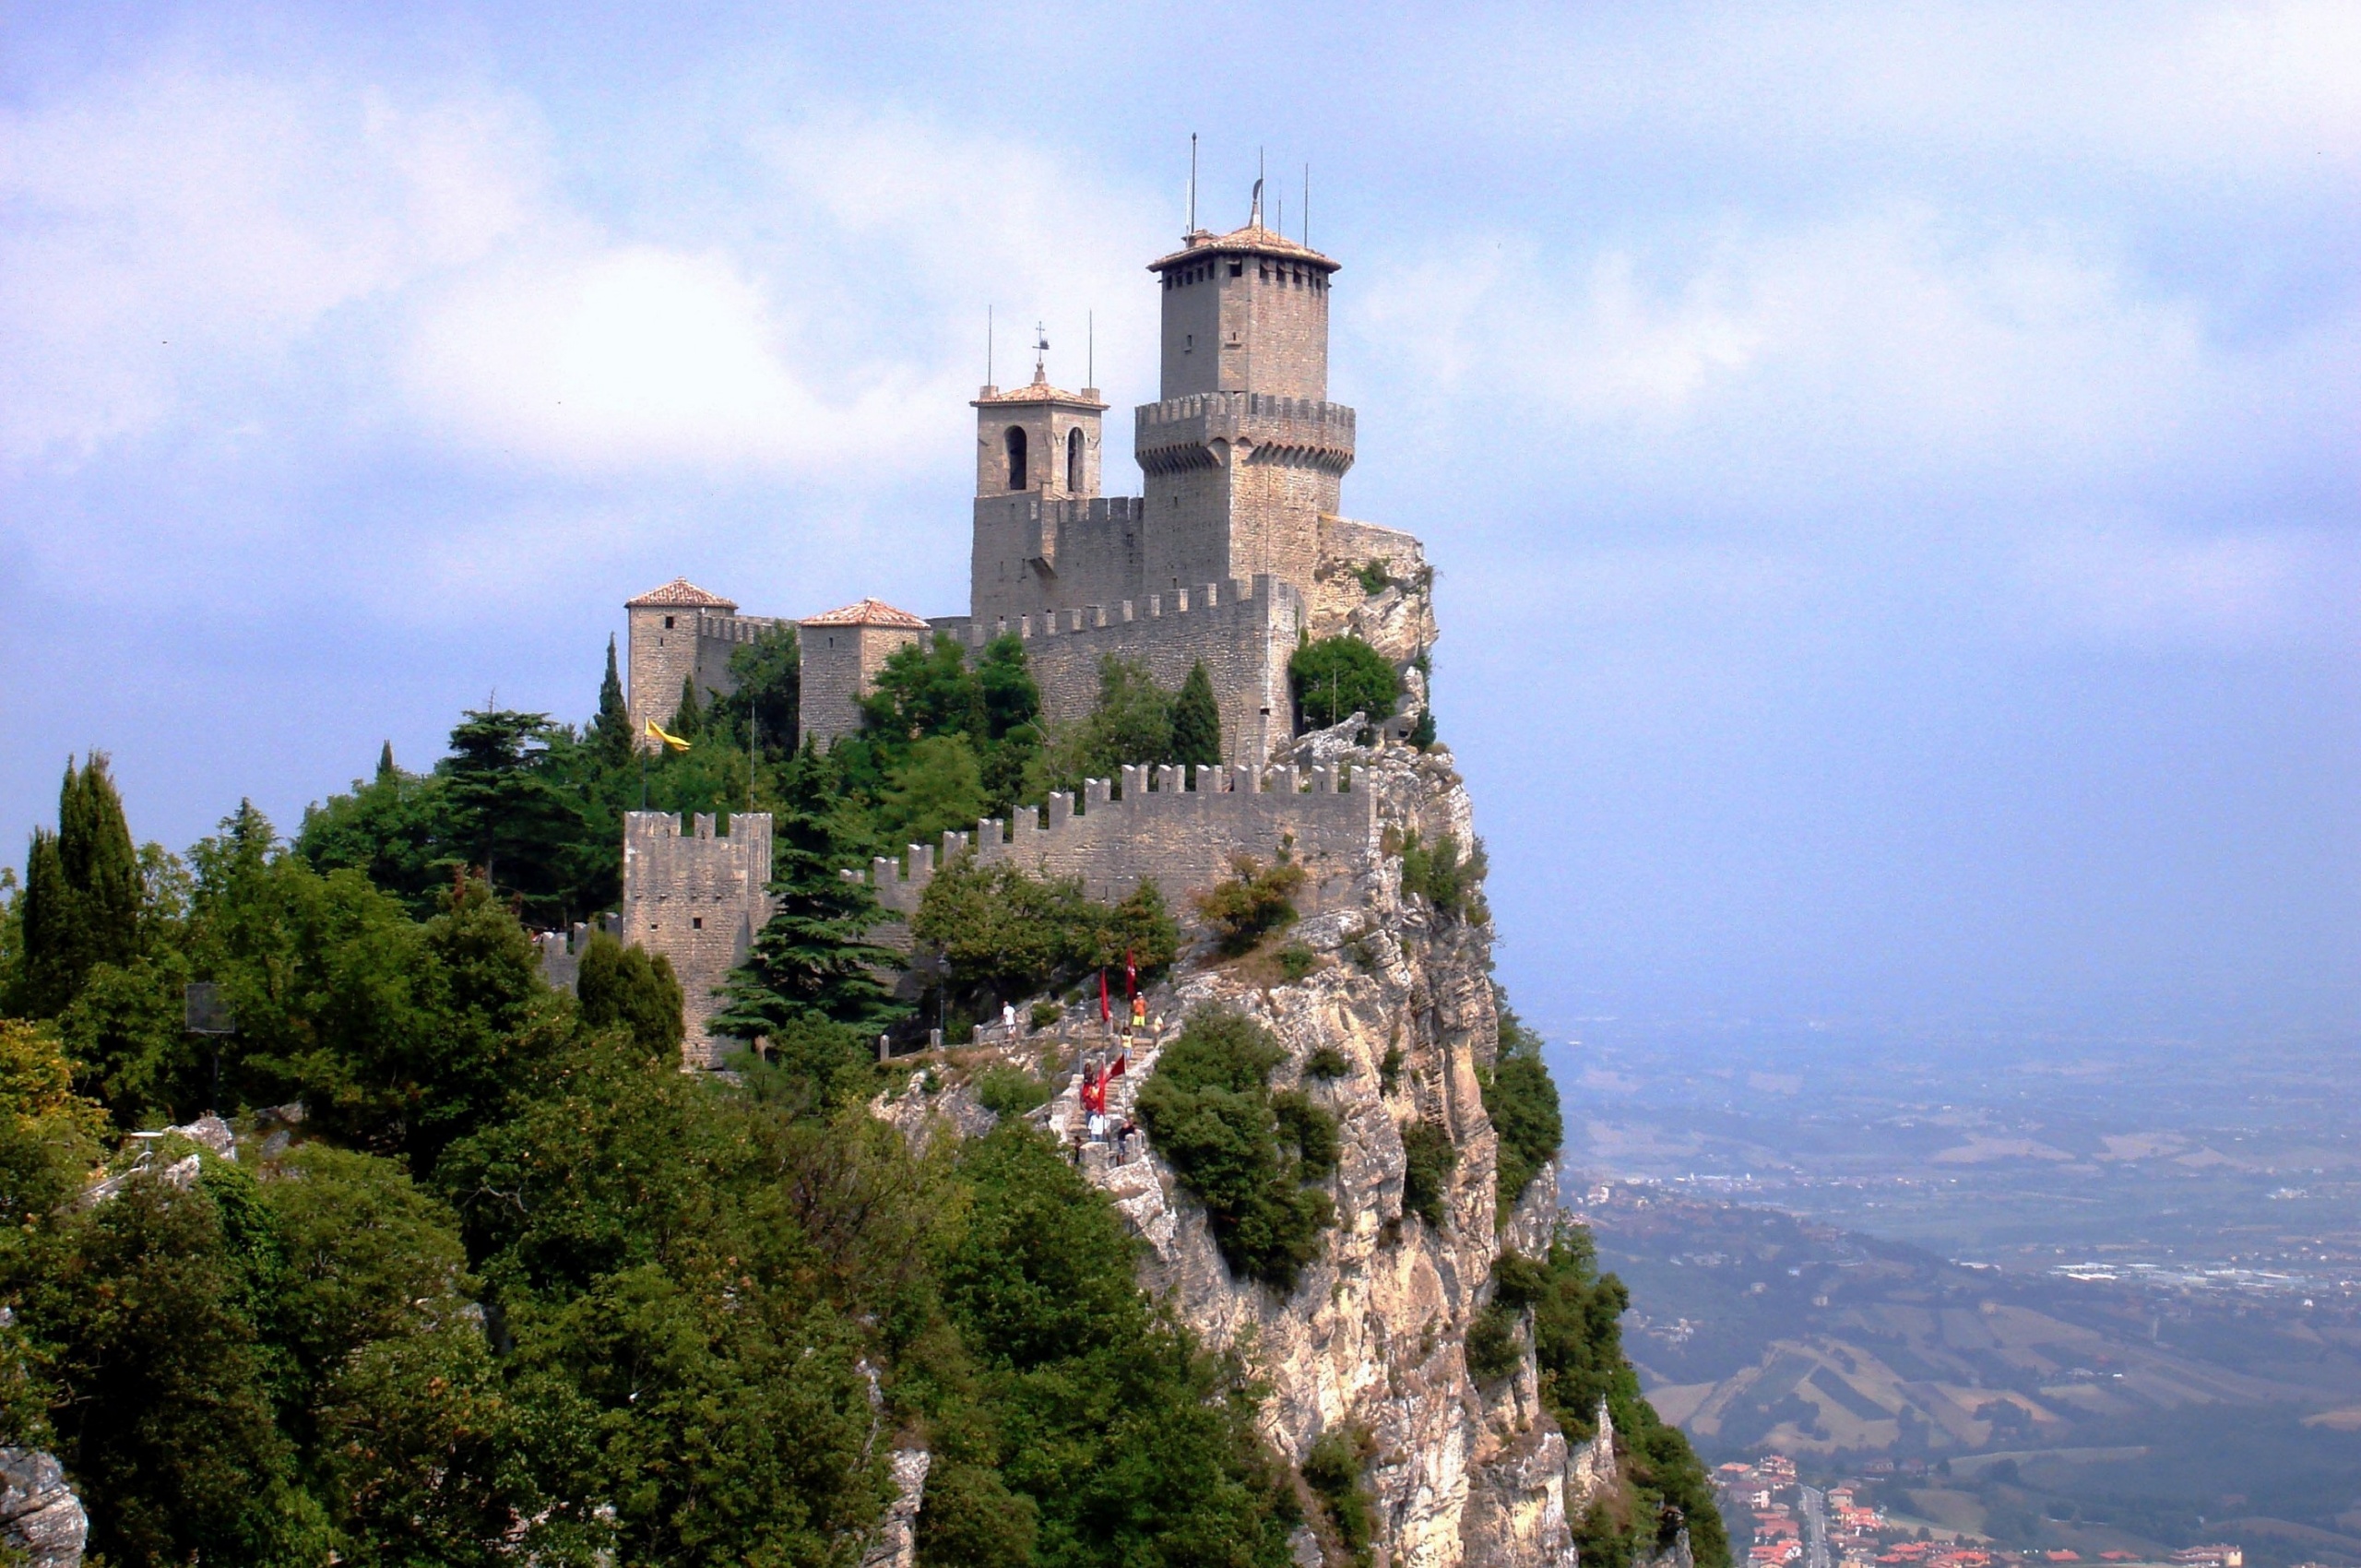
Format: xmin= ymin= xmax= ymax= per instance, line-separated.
xmin=1353 ymin=208 xmax=2223 ymax=497
xmin=2015 ymin=517 xmax=2359 ymax=648
xmin=0 ymin=61 xmax=543 ymax=464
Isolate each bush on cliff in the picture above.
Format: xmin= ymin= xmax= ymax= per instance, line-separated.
xmin=1478 ymin=1003 xmax=1563 ymax=1217
xmin=1136 ymin=1010 xmax=1335 ymax=1291
xmin=1192 ymin=854 xmax=1307 ymax=956
xmin=1398 ymin=828 xmax=1488 ymax=924
xmin=1533 ymin=1225 xmax=1731 ymax=1568
xmin=1398 ymin=1118 xmax=1458 ymax=1229
xmin=1289 ymin=636 xmax=1399 ymax=731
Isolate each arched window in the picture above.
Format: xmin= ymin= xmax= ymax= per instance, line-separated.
xmin=1066 ymin=427 xmax=1084 ymax=492
xmin=1004 ymin=425 xmax=1028 ymax=490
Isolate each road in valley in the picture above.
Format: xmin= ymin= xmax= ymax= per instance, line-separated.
xmin=1799 ymin=1485 xmax=1830 ymax=1568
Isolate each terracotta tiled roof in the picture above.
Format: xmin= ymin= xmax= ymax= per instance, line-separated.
xmin=802 ymin=598 xmax=930 ymax=630
xmin=1149 ymin=222 xmax=1339 ymax=274
xmin=625 ymin=577 xmax=738 ymax=611
xmin=973 ymin=369 xmax=1106 ymax=409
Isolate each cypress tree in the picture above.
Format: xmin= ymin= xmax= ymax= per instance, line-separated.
xmin=1170 ymin=660 xmax=1222 ymax=769
xmin=375 ymin=741 xmax=397 ymax=782
xmin=19 ymin=755 xmax=142 ymax=1015
xmin=673 ymin=676 xmax=704 ymax=742
xmin=711 ymin=742 xmax=908 ymax=1038
xmin=16 ymin=828 xmax=73 ymax=1017
xmin=593 ymin=636 xmax=634 ymax=766
xmin=59 ymin=754 xmax=140 ymax=971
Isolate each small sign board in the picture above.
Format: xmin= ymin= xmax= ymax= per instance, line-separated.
xmin=184 ymin=982 xmax=235 ymax=1036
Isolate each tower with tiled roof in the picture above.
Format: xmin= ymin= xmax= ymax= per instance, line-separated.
xmin=1137 ymin=196 xmax=1352 ymax=600
xmin=624 ymin=577 xmax=740 ymax=746
xmin=799 ymin=598 xmax=931 ymax=748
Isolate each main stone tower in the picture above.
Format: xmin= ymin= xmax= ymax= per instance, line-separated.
xmin=1136 ymin=200 xmax=1353 ymax=599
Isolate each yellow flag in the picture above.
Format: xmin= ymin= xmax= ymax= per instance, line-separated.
xmin=645 ymin=719 xmax=692 ymax=754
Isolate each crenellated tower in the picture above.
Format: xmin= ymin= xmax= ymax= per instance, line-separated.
xmin=1136 ymin=204 xmax=1353 ymax=598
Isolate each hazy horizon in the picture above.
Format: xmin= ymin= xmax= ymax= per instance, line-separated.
xmin=4 ymin=3 xmax=2354 ymax=1033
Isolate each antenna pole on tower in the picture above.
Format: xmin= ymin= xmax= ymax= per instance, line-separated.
xmin=987 ymin=304 xmax=994 ymax=386
xmin=1304 ymin=163 xmax=1311 ymax=246
xmin=1188 ymin=133 xmax=1197 ymax=235
xmin=1087 ymin=311 xmax=1095 ymax=387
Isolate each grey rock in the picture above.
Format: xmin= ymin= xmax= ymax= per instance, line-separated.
xmin=0 ymin=1448 xmax=87 ymax=1568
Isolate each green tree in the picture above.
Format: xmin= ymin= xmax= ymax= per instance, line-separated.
xmin=931 ymin=1124 xmax=1299 ymax=1568
xmin=17 ymin=754 xmax=143 ymax=1016
xmin=672 ymin=675 xmax=705 ymax=741
xmin=711 ymin=744 xmax=908 ymax=1037
xmin=909 ymin=861 xmax=1176 ymax=1015
xmin=875 ymin=735 xmax=990 ymax=852
xmin=1533 ymin=1226 xmax=1731 ymax=1568
xmin=18 ymin=1164 xmax=323 ymax=1567
xmin=590 ymin=635 xmax=635 ymax=767
xmin=1045 ymin=655 xmax=1175 ymax=793
xmin=861 ymin=635 xmax=985 ymax=747
xmin=1171 ymin=660 xmax=1223 ymax=769
xmin=710 ymin=621 xmax=801 ymax=760
xmin=1289 ymin=636 xmax=1400 ymax=731
xmin=1192 ymin=854 xmax=1307 ymax=956
xmin=295 ymin=759 xmax=451 ymax=916
xmin=442 ymin=710 xmax=597 ymax=923
xmin=575 ymin=930 xmax=685 ymax=1057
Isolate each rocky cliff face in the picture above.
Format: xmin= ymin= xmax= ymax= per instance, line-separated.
xmin=875 ymin=547 xmax=1669 ymax=1568
xmin=1049 ymin=742 xmax=1584 ymax=1568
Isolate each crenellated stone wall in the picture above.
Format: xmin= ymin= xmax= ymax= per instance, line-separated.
xmin=857 ymin=758 xmax=1377 ymax=921
xmin=619 ymin=811 xmax=773 ymax=1068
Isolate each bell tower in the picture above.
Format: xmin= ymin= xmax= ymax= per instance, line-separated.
xmin=1136 ymin=192 xmax=1354 ymax=599
xmin=967 ymin=325 xmax=1110 ymax=627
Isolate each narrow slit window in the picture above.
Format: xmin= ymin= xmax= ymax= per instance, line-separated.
xmin=1004 ymin=425 xmax=1028 ymax=490
xmin=1066 ymin=427 xmax=1084 ymax=492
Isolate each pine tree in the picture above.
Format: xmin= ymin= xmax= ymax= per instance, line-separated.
xmin=673 ymin=676 xmax=704 ymax=742
xmin=592 ymin=636 xmax=634 ymax=766
xmin=1170 ymin=660 xmax=1222 ymax=769
xmin=711 ymin=742 xmax=908 ymax=1038
xmin=375 ymin=741 xmax=397 ymax=782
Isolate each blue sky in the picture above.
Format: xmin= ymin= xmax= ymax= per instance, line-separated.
xmin=3 ymin=2 xmax=2355 ymax=1034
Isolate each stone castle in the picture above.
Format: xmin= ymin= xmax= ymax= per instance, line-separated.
xmin=598 ymin=196 xmax=1441 ymax=1063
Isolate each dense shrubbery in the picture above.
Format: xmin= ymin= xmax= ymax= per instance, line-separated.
xmin=1300 ymin=1423 xmax=1377 ymax=1566
xmin=1135 ymin=1010 xmax=1335 ymax=1290
xmin=1479 ymin=1004 xmax=1563 ymax=1216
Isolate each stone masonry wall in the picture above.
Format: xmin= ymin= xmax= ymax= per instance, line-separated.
xmin=968 ymin=496 xmax=1146 ymax=627
xmin=620 ymin=811 xmax=773 ymax=1068
xmin=859 ymin=759 xmax=1376 ymax=922
xmin=948 ymin=573 xmax=1304 ymax=765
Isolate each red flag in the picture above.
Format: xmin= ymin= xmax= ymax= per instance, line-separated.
xmin=1125 ymin=950 xmax=1137 ymax=997
xmin=1109 ymin=1051 xmax=1127 ymax=1080
xmin=1099 ymin=969 xmax=1110 ymax=1023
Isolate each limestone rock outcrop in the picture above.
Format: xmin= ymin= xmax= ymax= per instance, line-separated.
xmin=1014 ymin=744 xmax=1591 ymax=1568
xmin=0 ymin=1448 xmax=87 ymax=1568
